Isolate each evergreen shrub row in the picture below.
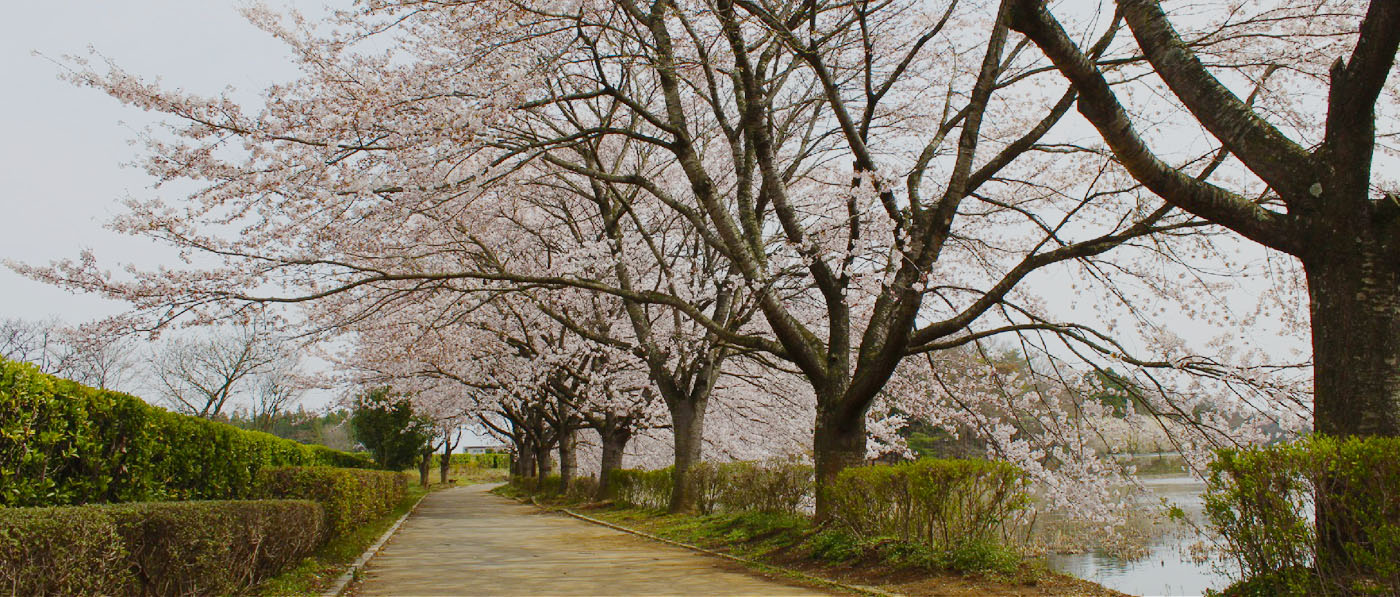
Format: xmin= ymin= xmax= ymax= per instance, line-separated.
xmin=1205 ymin=435 xmax=1400 ymax=596
xmin=824 ymin=459 xmax=1031 ymax=551
xmin=608 ymin=467 xmax=674 ymax=510
xmin=0 ymin=358 xmax=372 ymax=507
xmin=609 ymin=460 xmax=814 ymax=513
xmin=687 ymin=458 xmax=813 ymax=515
xmin=0 ymin=499 xmax=324 ymax=596
xmin=254 ymin=466 xmax=407 ymax=535
xmin=433 ymin=452 xmax=511 ymax=469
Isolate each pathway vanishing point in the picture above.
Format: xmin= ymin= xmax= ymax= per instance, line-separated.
xmin=351 ymin=484 xmax=830 ymax=596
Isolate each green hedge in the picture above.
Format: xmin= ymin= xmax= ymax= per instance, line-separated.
xmin=688 ymin=459 xmax=813 ymax=515
xmin=609 ymin=467 xmax=674 ymax=510
xmin=0 ymin=499 xmax=324 ymax=596
xmin=1205 ymin=436 xmax=1400 ymax=596
xmin=254 ymin=466 xmax=406 ymax=535
xmin=0 ymin=358 xmax=371 ymax=507
xmin=826 ymin=459 xmax=1031 ymax=551
xmin=606 ymin=459 xmax=814 ymax=514
xmin=432 ymin=452 xmax=510 ymax=469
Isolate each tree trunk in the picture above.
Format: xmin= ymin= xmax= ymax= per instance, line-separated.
xmin=558 ymin=426 xmax=577 ymax=489
xmin=667 ymin=398 xmax=706 ymax=513
xmin=516 ymin=444 xmax=535 ymax=479
xmin=813 ymin=405 xmax=868 ymax=523
xmin=535 ymin=443 xmax=553 ymax=483
xmin=439 ymin=440 xmax=452 ymax=484
xmin=597 ymin=424 xmax=631 ymax=501
xmin=1305 ymin=238 xmax=1400 ymax=438
xmin=418 ymin=446 xmax=432 ymax=488
xmin=1303 ymin=233 xmax=1400 ymax=583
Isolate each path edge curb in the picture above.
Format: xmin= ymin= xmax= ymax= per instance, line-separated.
xmin=556 ymin=506 xmax=899 ymax=597
xmin=322 ymin=489 xmax=431 ymax=597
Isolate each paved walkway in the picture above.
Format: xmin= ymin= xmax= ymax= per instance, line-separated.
xmin=352 ymin=484 xmax=828 ymax=596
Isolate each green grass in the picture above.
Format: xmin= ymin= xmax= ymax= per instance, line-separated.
xmin=252 ymin=483 xmax=428 ymax=596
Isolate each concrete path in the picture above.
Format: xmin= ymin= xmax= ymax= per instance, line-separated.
xmin=352 ymin=484 xmax=829 ymax=596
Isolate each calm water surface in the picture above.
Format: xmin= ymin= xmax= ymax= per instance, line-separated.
xmin=1047 ymin=474 xmax=1235 ymax=597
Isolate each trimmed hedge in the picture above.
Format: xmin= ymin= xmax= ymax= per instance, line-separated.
xmin=0 ymin=499 xmax=324 ymax=596
xmin=0 ymin=358 xmax=371 ymax=507
xmin=826 ymin=459 xmax=1031 ymax=551
xmin=0 ymin=505 xmax=131 ymax=595
xmin=1205 ymin=435 xmax=1400 ymax=596
xmin=255 ymin=466 xmax=406 ymax=535
xmin=432 ymin=452 xmax=510 ymax=469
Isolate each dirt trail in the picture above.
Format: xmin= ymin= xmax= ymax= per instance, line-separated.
xmin=352 ymin=483 xmax=829 ymax=596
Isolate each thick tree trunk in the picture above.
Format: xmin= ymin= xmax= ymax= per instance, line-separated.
xmin=418 ymin=447 xmax=432 ymax=488
xmin=1304 ymin=233 xmax=1400 ymax=583
xmin=813 ymin=406 xmax=867 ymax=523
xmin=439 ymin=441 xmax=452 ymax=484
xmin=558 ymin=427 xmax=577 ymax=489
xmin=515 ymin=444 xmax=535 ymax=479
xmin=535 ymin=443 xmax=554 ymax=483
xmin=667 ymin=398 xmax=706 ymax=513
xmin=1305 ymin=239 xmax=1400 ymax=438
xmin=597 ymin=424 xmax=631 ymax=501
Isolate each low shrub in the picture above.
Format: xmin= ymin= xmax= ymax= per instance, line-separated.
xmin=0 ymin=358 xmax=371 ymax=507
xmin=826 ymin=459 xmax=1031 ymax=555
xmin=255 ymin=466 xmax=406 ymax=536
xmin=611 ymin=459 xmax=813 ymax=514
xmin=610 ymin=467 xmax=674 ymax=510
xmin=109 ymin=500 xmax=325 ymax=596
xmin=1205 ymin=435 xmax=1400 ymax=595
xmin=713 ymin=458 xmax=812 ymax=514
xmin=0 ymin=505 xmax=131 ymax=595
xmin=0 ymin=499 xmax=323 ymax=596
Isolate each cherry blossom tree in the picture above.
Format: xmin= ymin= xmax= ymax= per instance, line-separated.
xmin=8 ymin=0 xmax=1320 ymax=520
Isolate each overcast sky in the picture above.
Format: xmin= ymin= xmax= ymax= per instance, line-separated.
xmin=1 ymin=1 xmax=317 ymax=324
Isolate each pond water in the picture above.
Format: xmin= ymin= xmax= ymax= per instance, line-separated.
xmin=1047 ymin=474 xmax=1235 ymax=597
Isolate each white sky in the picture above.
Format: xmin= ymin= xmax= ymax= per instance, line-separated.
xmin=1 ymin=1 xmax=317 ymax=323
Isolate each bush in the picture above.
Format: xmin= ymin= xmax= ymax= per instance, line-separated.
xmin=1205 ymin=435 xmax=1400 ymax=595
xmin=0 ymin=505 xmax=131 ymax=595
xmin=0 ymin=359 xmax=371 ymax=507
xmin=255 ymin=466 xmax=406 ymax=535
xmin=609 ymin=467 xmax=673 ymax=510
xmin=609 ymin=459 xmax=813 ymax=514
xmin=0 ymin=499 xmax=323 ymax=596
xmin=712 ymin=458 xmax=812 ymax=514
xmin=826 ymin=459 xmax=1031 ymax=554
xmin=109 ymin=500 xmax=325 ymax=596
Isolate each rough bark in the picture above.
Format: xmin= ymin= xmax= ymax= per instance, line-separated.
xmin=516 ymin=444 xmax=535 ymax=478
xmin=535 ymin=443 xmax=554 ymax=482
xmin=558 ymin=426 xmax=577 ymax=488
xmin=1305 ymin=232 xmax=1400 ymax=437
xmin=667 ymin=397 xmax=707 ymax=513
xmin=813 ymin=405 xmax=867 ymax=523
xmin=418 ymin=446 xmax=432 ymax=488
xmin=439 ymin=440 xmax=452 ymax=484
xmin=596 ymin=424 xmax=632 ymax=501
